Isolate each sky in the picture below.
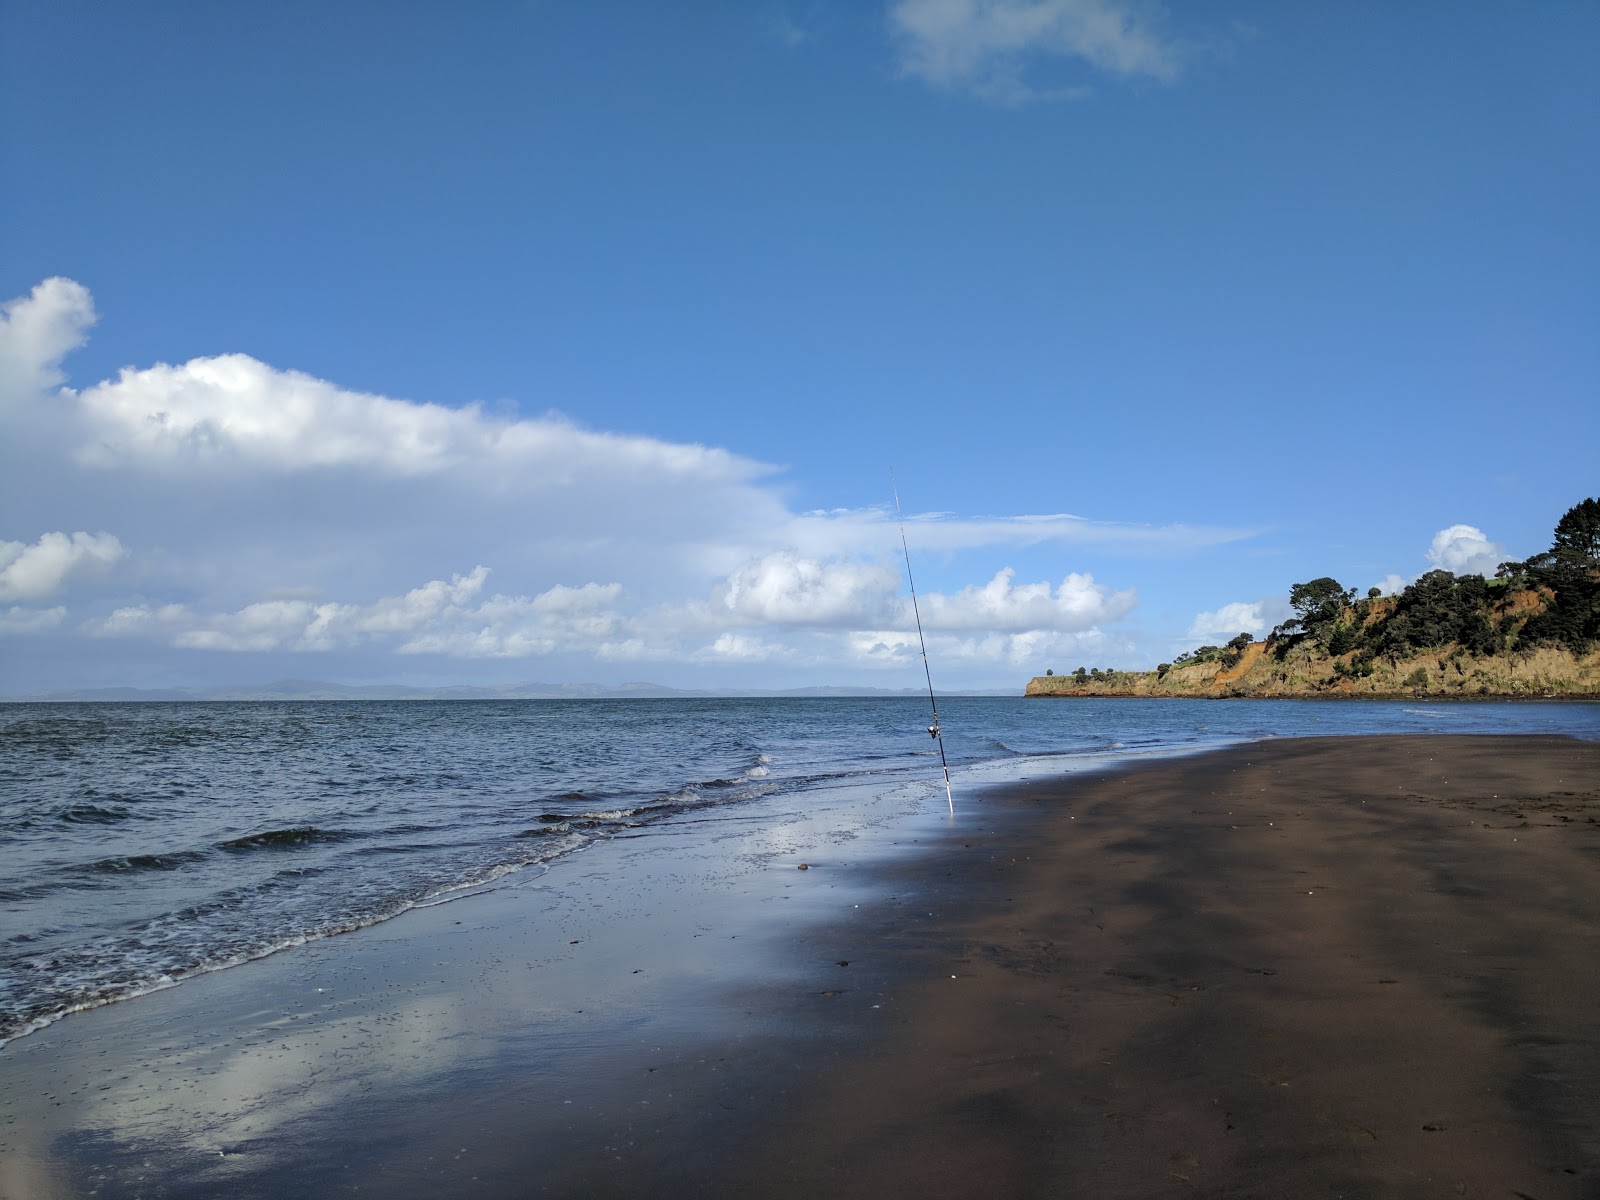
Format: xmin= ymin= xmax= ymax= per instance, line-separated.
xmin=1 ymin=0 xmax=1596 ymax=695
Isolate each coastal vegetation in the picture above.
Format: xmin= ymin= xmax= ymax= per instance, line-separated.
xmin=1029 ymin=498 xmax=1600 ymax=699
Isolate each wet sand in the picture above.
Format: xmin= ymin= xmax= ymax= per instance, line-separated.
xmin=735 ymin=734 xmax=1600 ymax=1199
xmin=3 ymin=735 xmax=1597 ymax=1198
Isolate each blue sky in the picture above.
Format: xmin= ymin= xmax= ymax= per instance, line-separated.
xmin=1 ymin=0 xmax=1596 ymax=694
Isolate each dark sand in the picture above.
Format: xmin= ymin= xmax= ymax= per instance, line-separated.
xmin=3 ymin=735 xmax=1596 ymax=1199
xmin=733 ymin=734 xmax=1600 ymax=1200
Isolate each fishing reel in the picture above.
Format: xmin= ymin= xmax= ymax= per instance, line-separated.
xmin=928 ymin=722 xmax=941 ymax=739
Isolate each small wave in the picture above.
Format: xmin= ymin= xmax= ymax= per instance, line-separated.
xmin=515 ymin=822 xmax=572 ymax=838
xmin=532 ymin=805 xmax=640 ymax=825
xmin=744 ymin=765 xmax=770 ymax=778
xmin=57 ymin=803 xmax=133 ymax=824
xmin=218 ymin=826 xmax=355 ymax=852
xmin=85 ymin=850 xmax=207 ymax=873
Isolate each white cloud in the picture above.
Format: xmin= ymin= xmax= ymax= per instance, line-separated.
xmin=0 ymin=278 xmax=1265 ymax=689
xmin=0 ymin=531 xmax=126 ymax=603
xmin=0 ymin=606 xmax=66 ymax=635
xmin=698 ymin=632 xmax=790 ymax=663
xmin=890 ymin=0 xmax=1181 ymax=101
xmin=1187 ymin=600 xmax=1265 ymax=642
xmin=718 ymin=553 xmax=900 ymax=627
xmin=87 ymin=568 xmax=638 ymax=660
xmin=931 ymin=626 xmax=1112 ymax=667
xmin=1373 ymin=573 xmax=1406 ymax=597
xmin=918 ymin=567 xmax=1134 ymax=631
xmin=1425 ymin=524 xmax=1505 ymax=577
xmin=92 ymin=568 xmax=489 ymax=652
xmin=786 ymin=508 xmax=1247 ymax=560
xmin=0 ymin=277 xmax=96 ymax=410
xmin=400 ymin=581 xmax=626 ymax=658
xmin=72 ymin=353 xmax=761 ymax=492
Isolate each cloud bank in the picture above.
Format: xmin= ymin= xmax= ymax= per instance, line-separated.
xmin=0 ymin=277 xmax=1261 ymax=689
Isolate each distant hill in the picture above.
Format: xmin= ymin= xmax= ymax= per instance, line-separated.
xmin=11 ymin=680 xmax=1016 ymax=702
xmin=1029 ymin=497 xmax=1600 ymax=700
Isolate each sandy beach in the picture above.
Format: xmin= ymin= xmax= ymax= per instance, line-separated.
xmin=3 ymin=733 xmax=1596 ymax=1199
xmin=735 ymin=734 xmax=1600 ymax=1199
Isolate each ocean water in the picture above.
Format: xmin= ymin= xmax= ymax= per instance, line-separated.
xmin=3 ymin=695 xmax=1598 ymax=1047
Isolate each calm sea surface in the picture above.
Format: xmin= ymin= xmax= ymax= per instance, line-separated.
xmin=4 ymin=695 xmax=1598 ymax=1046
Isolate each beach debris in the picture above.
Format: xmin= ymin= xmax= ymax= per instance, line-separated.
xmin=837 ymin=960 xmax=849 ymax=967
xmin=797 ymin=863 xmax=808 ymax=870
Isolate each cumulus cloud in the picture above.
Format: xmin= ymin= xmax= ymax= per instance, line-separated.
xmin=0 ymin=277 xmax=96 ymax=409
xmin=71 ymin=352 xmax=761 ymax=491
xmin=86 ymin=568 xmax=641 ymax=661
xmin=890 ymin=0 xmax=1182 ymax=102
xmin=1187 ymin=600 xmax=1266 ymax=642
xmin=0 ymin=531 xmax=126 ymax=603
xmin=92 ymin=568 xmax=490 ymax=652
xmin=401 ymin=581 xmax=627 ymax=659
xmin=1425 ymin=524 xmax=1505 ymax=577
xmin=718 ymin=553 xmax=901 ymax=627
xmin=1372 ymin=573 xmax=1406 ymax=597
xmin=918 ymin=567 xmax=1134 ymax=631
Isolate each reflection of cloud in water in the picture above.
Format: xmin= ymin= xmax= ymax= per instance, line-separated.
xmin=0 ymin=774 xmax=945 ymax=1193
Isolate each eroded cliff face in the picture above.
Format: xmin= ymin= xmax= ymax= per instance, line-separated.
xmin=1026 ymin=640 xmax=1600 ymax=699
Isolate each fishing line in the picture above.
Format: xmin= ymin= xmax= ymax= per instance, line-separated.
xmin=892 ymin=476 xmax=954 ymax=815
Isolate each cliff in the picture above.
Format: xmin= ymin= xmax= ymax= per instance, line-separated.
xmin=1026 ymin=640 xmax=1600 ymax=699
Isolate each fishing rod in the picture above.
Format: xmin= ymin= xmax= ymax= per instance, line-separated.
xmin=892 ymin=477 xmax=954 ymax=815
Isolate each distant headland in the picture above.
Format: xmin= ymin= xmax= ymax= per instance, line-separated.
xmin=1029 ymin=498 xmax=1600 ymax=700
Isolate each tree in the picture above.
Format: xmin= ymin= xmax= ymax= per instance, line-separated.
xmin=1287 ymin=577 xmax=1355 ymax=646
xmin=1290 ymin=578 xmax=1355 ymax=624
xmin=1551 ymin=497 xmax=1600 ymax=566
xmin=1516 ymin=498 xmax=1600 ymax=652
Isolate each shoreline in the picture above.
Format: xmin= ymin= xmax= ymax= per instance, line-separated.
xmin=3 ymin=734 xmax=1597 ymax=1197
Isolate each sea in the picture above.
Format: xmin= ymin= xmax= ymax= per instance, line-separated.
xmin=3 ymin=695 xmax=1598 ymax=1049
